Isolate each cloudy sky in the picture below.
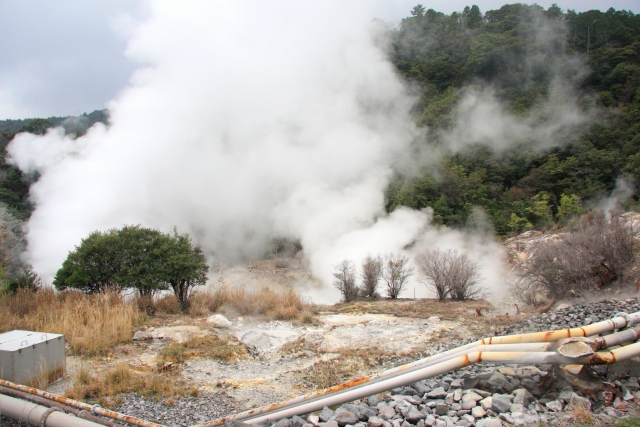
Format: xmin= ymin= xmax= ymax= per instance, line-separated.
xmin=0 ymin=0 xmax=637 ymax=120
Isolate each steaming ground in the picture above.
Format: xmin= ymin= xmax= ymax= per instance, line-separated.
xmin=6 ymin=2 xmax=592 ymax=302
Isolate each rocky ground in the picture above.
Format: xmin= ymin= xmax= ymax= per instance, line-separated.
xmin=3 ymin=298 xmax=640 ymax=427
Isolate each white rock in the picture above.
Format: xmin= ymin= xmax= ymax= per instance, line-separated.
xmin=207 ymin=314 xmax=232 ymax=328
xmin=471 ymin=406 xmax=486 ymax=418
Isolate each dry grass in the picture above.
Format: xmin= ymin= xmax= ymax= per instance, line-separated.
xmin=157 ymin=334 xmax=249 ymax=366
xmin=0 ymin=288 xmax=142 ymax=357
xmin=66 ymin=364 xmax=197 ymax=406
xmin=187 ymin=288 xmax=227 ymax=317
xmin=303 ymin=356 xmax=367 ymax=390
xmin=187 ymin=285 xmax=317 ymax=322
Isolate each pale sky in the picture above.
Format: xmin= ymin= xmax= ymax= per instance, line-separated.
xmin=0 ymin=0 xmax=637 ymax=120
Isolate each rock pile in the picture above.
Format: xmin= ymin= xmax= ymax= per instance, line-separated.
xmin=499 ymin=298 xmax=640 ymax=335
xmin=254 ymin=299 xmax=640 ymax=427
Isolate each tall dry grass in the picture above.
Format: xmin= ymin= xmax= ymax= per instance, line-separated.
xmin=188 ymin=286 xmax=316 ymax=321
xmin=226 ymin=287 xmax=314 ymax=321
xmin=0 ymin=288 xmax=142 ymax=356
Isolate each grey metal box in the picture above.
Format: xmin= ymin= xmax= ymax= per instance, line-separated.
xmin=0 ymin=330 xmax=65 ymax=386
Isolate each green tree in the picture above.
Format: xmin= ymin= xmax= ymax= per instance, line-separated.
xmin=556 ymin=194 xmax=583 ymax=222
xmin=162 ymin=230 xmax=209 ymax=310
xmin=508 ymin=213 xmax=532 ymax=233
xmin=54 ymin=226 xmax=208 ymax=308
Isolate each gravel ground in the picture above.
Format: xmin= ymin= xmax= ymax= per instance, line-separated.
xmin=3 ymin=298 xmax=640 ymax=427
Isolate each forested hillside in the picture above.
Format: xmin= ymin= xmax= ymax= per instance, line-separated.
xmin=385 ymin=4 xmax=640 ymax=235
xmin=0 ymin=3 xmax=638 ymax=246
xmin=0 ymin=110 xmax=108 ymax=220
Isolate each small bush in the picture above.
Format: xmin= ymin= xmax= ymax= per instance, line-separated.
xmin=415 ymin=249 xmax=483 ymax=301
xmin=382 ymin=254 xmax=413 ymax=299
xmin=332 ymin=260 xmax=358 ymax=302
xmin=519 ymin=210 xmax=637 ymax=298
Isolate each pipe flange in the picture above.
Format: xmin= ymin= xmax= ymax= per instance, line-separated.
xmin=91 ymin=404 xmax=102 ymax=415
xmin=40 ymin=407 xmax=62 ymax=427
xmin=616 ymin=312 xmax=632 ymax=329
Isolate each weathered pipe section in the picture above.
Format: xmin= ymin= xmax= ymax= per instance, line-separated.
xmin=191 ymin=311 xmax=640 ymax=427
xmin=0 ymin=393 xmax=104 ymax=427
xmin=0 ymin=385 xmax=125 ymax=427
xmin=0 ymin=379 xmax=164 ymax=427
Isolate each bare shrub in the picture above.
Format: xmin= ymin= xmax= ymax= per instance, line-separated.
xmin=333 ymin=260 xmax=358 ymax=302
xmin=381 ymin=254 xmax=413 ymax=299
xmin=360 ymin=254 xmax=382 ymax=298
xmin=415 ymin=249 xmax=482 ymax=301
xmin=519 ymin=210 xmax=637 ymax=298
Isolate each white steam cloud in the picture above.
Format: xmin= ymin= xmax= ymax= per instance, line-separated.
xmin=9 ymin=1 xmax=510 ymax=302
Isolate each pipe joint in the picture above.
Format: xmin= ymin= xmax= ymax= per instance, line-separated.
xmin=615 ymin=312 xmax=631 ymax=329
xmin=40 ymin=407 xmax=62 ymax=427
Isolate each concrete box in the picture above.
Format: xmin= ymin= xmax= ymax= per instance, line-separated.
xmin=0 ymin=330 xmax=65 ymax=386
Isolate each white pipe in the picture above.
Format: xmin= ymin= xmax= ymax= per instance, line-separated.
xmin=0 ymin=393 xmax=103 ymax=427
xmin=192 ymin=312 xmax=640 ymax=427
xmin=242 ymin=343 xmax=640 ymax=425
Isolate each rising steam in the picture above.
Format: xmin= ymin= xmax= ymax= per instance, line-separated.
xmin=7 ymin=2 xmax=590 ymax=302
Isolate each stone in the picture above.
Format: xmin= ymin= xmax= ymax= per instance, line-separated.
xmin=335 ymin=412 xmax=359 ymax=426
xmin=132 ymin=330 xmax=148 ymax=340
xmin=479 ymin=397 xmax=492 ymax=410
xmin=207 ymin=314 xmax=233 ymax=328
xmin=427 ymin=388 xmax=448 ymax=399
xmin=460 ymin=400 xmax=476 ymax=411
xmin=487 ymin=372 xmax=512 ymax=393
xmin=461 ymin=392 xmax=482 ymax=403
xmin=320 ymin=407 xmax=335 ymax=422
xmin=308 ymin=416 xmax=320 ymax=426
xmin=275 ymin=419 xmax=292 ymax=427
xmin=569 ymin=393 xmax=592 ymax=410
xmin=379 ymin=406 xmax=396 ymax=420
xmin=512 ymin=389 xmax=533 ymax=407
xmin=411 ymin=382 xmax=430 ymax=396
xmin=368 ymin=417 xmax=385 ymax=427
xmin=445 ymin=394 xmax=454 ymax=405
xmin=622 ymin=388 xmax=635 ymax=401
xmin=475 ymin=418 xmax=502 ymax=427
xmin=545 ymin=400 xmax=563 ymax=412
xmin=435 ymin=404 xmax=449 ymax=416
xmin=424 ymin=415 xmax=436 ymax=427
xmin=509 ymin=403 xmax=524 ymax=413
xmin=292 ymin=416 xmax=307 ymax=427
xmin=324 ymin=421 xmax=339 ymax=427
xmin=368 ymin=396 xmax=382 ymax=407
xmin=406 ymin=407 xmax=426 ymax=424
xmin=471 ymin=406 xmax=486 ymax=418
xmin=490 ymin=394 xmax=511 ymax=413
xmin=449 ymin=379 xmax=464 ymax=389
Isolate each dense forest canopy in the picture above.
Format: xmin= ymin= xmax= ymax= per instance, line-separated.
xmin=0 ymin=4 xmax=638 ymax=291
xmin=385 ymin=3 xmax=640 ymax=234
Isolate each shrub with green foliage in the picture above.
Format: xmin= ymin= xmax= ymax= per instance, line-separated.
xmin=54 ymin=225 xmax=208 ymax=310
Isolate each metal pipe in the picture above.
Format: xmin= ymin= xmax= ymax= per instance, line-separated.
xmin=0 ymin=379 xmax=166 ymax=427
xmin=0 ymin=393 xmax=103 ymax=427
xmin=1 ymin=386 xmax=125 ymax=427
xmin=226 ymin=343 xmax=640 ymax=426
xmin=191 ymin=312 xmax=640 ymax=427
